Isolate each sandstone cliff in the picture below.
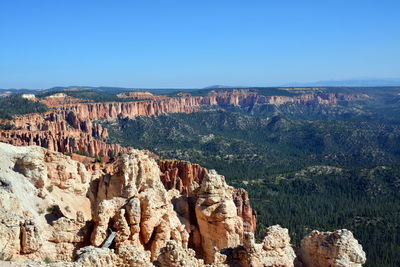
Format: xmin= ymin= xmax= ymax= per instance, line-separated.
xmin=0 ymin=110 xmax=128 ymax=158
xmin=0 ymin=90 xmax=367 ymax=159
xmin=53 ymin=91 xmax=367 ymax=120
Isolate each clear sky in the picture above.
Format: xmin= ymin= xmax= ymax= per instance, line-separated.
xmin=0 ymin=0 xmax=399 ymax=89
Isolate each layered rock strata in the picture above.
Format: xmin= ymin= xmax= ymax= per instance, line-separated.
xmin=0 ymin=90 xmax=367 ymax=158
xmin=54 ymin=91 xmax=367 ymax=121
xmin=0 ymin=110 xmax=128 ymax=157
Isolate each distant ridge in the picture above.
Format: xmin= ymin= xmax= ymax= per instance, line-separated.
xmin=281 ymin=78 xmax=400 ymax=87
xmin=204 ymin=79 xmax=400 ymax=89
xmin=203 ymin=85 xmax=246 ymax=89
xmin=1 ymin=79 xmax=400 ymax=94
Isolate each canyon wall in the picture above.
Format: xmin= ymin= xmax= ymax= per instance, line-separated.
xmin=55 ymin=91 xmax=367 ymax=120
xmin=0 ymin=110 xmax=128 ymax=158
xmin=0 ymin=90 xmax=366 ymax=158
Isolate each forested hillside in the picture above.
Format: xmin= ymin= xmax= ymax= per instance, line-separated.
xmin=0 ymin=94 xmax=48 ymax=120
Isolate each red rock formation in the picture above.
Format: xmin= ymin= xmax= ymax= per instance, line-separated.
xmin=158 ymin=160 xmax=208 ymax=196
xmin=0 ymin=90 xmax=367 ymax=159
xmin=57 ymin=97 xmax=202 ymax=120
xmin=158 ymin=160 xmax=257 ymax=233
xmin=1 ymin=109 xmax=119 ymax=157
xmin=233 ymin=188 xmax=257 ymax=232
xmin=0 ymin=129 xmax=128 ymax=157
xmin=52 ymin=91 xmax=368 ymax=120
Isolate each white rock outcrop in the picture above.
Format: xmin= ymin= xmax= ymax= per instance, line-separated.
xmin=195 ymin=170 xmax=244 ymax=263
xmin=300 ymin=229 xmax=367 ymax=267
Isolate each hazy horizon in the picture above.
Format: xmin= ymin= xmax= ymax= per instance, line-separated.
xmin=2 ymin=77 xmax=400 ymax=91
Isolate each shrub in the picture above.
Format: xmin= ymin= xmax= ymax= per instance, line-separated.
xmin=46 ymin=185 xmax=53 ymax=193
xmin=46 ymin=205 xmax=55 ymax=214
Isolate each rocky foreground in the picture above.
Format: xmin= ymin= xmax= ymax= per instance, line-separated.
xmin=0 ymin=142 xmax=366 ymax=266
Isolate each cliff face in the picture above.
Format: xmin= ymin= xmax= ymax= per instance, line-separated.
xmin=57 ymin=97 xmax=202 ymax=120
xmin=0 ymin=129 xmax=127 ymax=157
xmin=0 ymin=90 xmax=366 ymax=158
xmin=0 ymin=143 xmax=366 ymax=266
xmin=0 ymin=110 xmax=127 ymax=158
xmin=55 ymin=91 xmax=367 ymax=120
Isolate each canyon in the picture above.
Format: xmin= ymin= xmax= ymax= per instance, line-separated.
xmin=0 ymin=90 xmax=367 ymax=159
xmin=0 ymin=90 xmax=368 ymax=266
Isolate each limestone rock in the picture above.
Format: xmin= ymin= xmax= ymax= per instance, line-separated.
xmin=90 ymin=150 xmax=189 ymax=261
xmin=221 ymin=226 xmax=296 ymax=267
xmin=74 ymin=246 xmax=121 ymax=267
xmin=117 ymin=245 xmax=153 ymax=267
xmin=0 ymin=208 xmax=24 ymax=260
xmin=0 ymin=142 xmax=92 ymax=262
xmin=262 ymin=225 xmax=296 ymax=267
xmin=0 ymin=142 xmax=367 ymax=267
xmin=155 ymin=240 xmax=204 ymax=267
xmin=20 ymin=220 xmax=43 ymax=254
xmin=43 ymin=150 xmax=90 ymax=195
xmin=195 ymin=170 xmax=244 ymax=263
xmin=12 ymin=145 xmax=91 ymax=195
xmin=300 ymin=229 xmax=366 ymax=267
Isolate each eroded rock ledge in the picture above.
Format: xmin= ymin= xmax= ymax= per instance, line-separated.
xmin=0 ymin=142 xmax=366 ymax=266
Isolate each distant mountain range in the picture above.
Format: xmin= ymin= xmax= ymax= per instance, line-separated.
xmin=202 ymin=85 xmax=245 ymax=89
xmin=281 ymin=78 xmax=400 ymax=87
xmin=1 ymin=78 xmax=399 ymax=94
xmin=204 ymin=79 xmax=400 ymax=89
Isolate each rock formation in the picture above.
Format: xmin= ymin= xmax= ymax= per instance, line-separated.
xmin=86 ymin=150 xmax=190 ymax=261
xmin=159 ymin=160 xmax=257 ymax=233
xmin=195 ymin=170 xmax=244 ymax=263
xmin=0 ymin=110 xmax=128 ymax=158
xmin=158 ymin=160 xmax=208 ymax=196
xmin=232 ymin=189 xmax=257 ymax=233
xmin=300 ymin=229 xmax=367 ymax=267
xmin=0 ymin=143 xmax=366 ymax=266
xmin=52 ymin=91 xmax=367 ymax=121
xmin=220 ymin=226 xmax=296 ymax=267
xmin=0 ymin=89 xmax=367 ymax=159
xmin=0 ymin=143 xmax=92 ymax=262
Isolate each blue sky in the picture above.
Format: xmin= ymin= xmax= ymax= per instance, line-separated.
xmin=0 ymin=0 xmax=399 ymax=88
